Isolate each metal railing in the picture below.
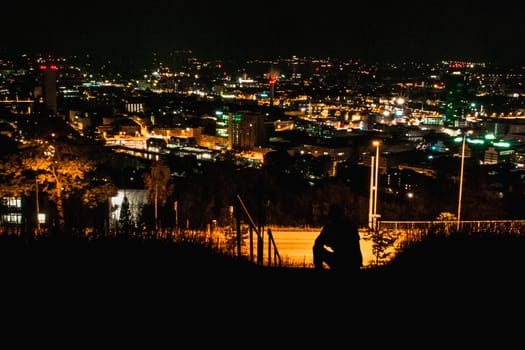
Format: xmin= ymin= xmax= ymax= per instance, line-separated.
xmin=235 ymin=194 xmax=281 ymax=267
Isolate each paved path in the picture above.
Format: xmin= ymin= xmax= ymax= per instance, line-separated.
xmin=267 ymin=227 xmax=376 ymax=268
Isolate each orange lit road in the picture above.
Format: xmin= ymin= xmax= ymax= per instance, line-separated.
xmin=267 ymin=227 xmax=376 ymax=268
xmin=269 ymin=220 xmax=525 ymax=269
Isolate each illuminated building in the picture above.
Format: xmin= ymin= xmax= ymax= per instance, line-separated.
xmin=0 ymin=196 xmax=23 ymax=233
xmin=215 ymin=110 xmax=266 ymax=151
xmin=443 ymin=63 xmax=472 ymax=127
xmin=215 ymin=110 xmax=237 ymax=150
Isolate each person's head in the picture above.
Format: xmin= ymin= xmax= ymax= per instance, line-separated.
xmin=328 ymin=204 xmax=344 ymax=220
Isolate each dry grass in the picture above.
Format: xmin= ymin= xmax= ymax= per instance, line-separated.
xmin=2 ymin=230 xmax=525 ymax=291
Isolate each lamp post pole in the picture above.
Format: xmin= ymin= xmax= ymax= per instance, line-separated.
xmin=35 ymin=177 xmax=40 ymax=236
xmin=369 ymin=140 xmax=380 ymax=231
xmin=373 ymin=141 xmax=380 ymax=231
xmin=457 ymin=132 xmax=467 ymax=230
xmin=368 ymin=156 xmax=375 ymax=230
xmin=174 ymin=200 xmax=178 ymax=230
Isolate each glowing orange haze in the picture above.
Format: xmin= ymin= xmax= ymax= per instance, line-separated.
xmin=262 ymin=227 xmax=376 ymax=268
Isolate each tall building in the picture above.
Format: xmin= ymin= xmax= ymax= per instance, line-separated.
xmin=443 ymin=63 xmax=471 ymax=127
xmin=39 ymin=64 xmax=58 ymax=115
xmin=237 ymin=111 xmax=266 ymax=151
xmin=215 ymin=110 xmax=239 ymax=150
xmin=215 ymin=110 xmax=266 ymax=151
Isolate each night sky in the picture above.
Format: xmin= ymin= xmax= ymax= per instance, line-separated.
xmin=3 ymin=1 xmax=525 ymax=63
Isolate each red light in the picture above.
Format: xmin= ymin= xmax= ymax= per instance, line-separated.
xmin=40 ymin=65 xmax=47 ymax=70
xmin=449 ymin=63 xmax=464 ymax=69
xmin=50 ymin=65 xmax=58 ymax=70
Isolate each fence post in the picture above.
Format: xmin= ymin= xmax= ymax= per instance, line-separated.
xmin=235 ymin=199 xmax=242 ymax=258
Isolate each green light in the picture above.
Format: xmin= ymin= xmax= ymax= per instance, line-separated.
xmin=232 ymin=113 xmax=242 ymax=122
xmin=493 ymin=142 xmax=510 ymax=148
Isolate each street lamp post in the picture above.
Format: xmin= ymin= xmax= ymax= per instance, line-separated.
xmin=35 ymin=177 xmax=40 ymax=236
xmin=174 ymin=200 xmax=178 ymax=229
xmin=373 ymin=141 xmax=380 ymax=230
xmin=368 ymin=155 xmax=375 ymax=230
xmin=369 ymin=140 xmax=380 ymax=230
xmin=457 ymin=131 xmax=470 ymax=230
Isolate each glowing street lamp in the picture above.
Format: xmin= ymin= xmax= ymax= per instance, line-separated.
xmin=457 ymin=130 xmax=472 ymax=230
xmin=373 ymin=141 xmax=380 ymax=229
xmin=369 ymin=140 xmax=380 ymax=230
xmin=368 ymin=155 xmax=375 ymax=229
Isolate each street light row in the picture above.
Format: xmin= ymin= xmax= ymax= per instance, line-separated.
xmin=369 ymin=130 xmax=469 ymax=232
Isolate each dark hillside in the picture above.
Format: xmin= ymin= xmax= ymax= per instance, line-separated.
xmin=1 ymin=233 xmax=524 ymax=347
xmin=2 ymin=232 xmax=525 ymax=292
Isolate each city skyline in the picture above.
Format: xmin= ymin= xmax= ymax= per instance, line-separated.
xmin=2 ymin=1 xmax=525 ymax=64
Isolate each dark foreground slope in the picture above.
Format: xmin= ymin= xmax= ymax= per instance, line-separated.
xmin=1 ymin=233 xmax=525 ymax=347
xmin=2 ymin=232 xmax=525 ymax=290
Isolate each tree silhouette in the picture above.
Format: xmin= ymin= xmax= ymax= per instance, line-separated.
xmin=82 ymin=181 xmax=118 ymax=210
xmin=77 ymin=179 xmax=118 ymax=235
xmin=143 ymin=160 xmax=174 ymax=231
xmin=119 ymin=195 xmax=133 ymax=235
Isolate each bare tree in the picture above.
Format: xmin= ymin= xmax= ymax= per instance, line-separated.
xmin=143 ymin=160 xmax=174 ymax=231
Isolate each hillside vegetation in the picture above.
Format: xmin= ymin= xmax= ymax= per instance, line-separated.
xmin=2 ymin=231 xmax=525 ymax=284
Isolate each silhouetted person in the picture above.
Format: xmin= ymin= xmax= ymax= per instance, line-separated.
xmin=313 ymin=204 xmax=363 ymax=272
